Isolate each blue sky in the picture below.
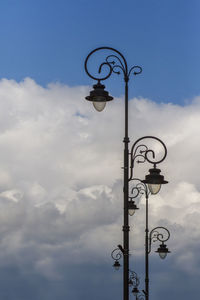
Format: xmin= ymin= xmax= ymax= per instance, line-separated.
xmin=0 ymin=1 xmax=199 ymax=300
xmin=0 ymin=0 xmax=199 ymax=103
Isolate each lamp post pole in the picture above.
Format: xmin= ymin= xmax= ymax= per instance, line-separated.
xmin=123 ymin=69 xmax=130 ymax=300
xmin=128 ymin=179 xmax=170 ymax=300
xmin=85 ymin=47 xmax=142 ymax=300
xmin=84 ymin=47 xmax=168 ymax=300
xmin=145 ymin=185 xmax=150 ymax=300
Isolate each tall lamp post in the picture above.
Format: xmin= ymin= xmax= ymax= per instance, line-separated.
xmin=84 ymin=47 xmax=168 ymax=300
xmin=129 ymin=180 xmax=170 ymax=300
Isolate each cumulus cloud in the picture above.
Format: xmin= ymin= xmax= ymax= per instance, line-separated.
xmin=0 ymin=77 xmax=199 ymax=299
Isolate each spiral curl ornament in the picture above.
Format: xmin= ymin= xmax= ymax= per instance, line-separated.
xmin=129 ymin=271 xmax=145 ymax=300
xmin=111 ymin=247 xmax=123 ymax=262
xmin=129 ymin=178 xmax=149 ymax=199
xmin=148 ymin=226 xmax=170 ymax=254
xmin=129 ymin=270 xmax=140 ymax=288
xmin=84 ymin=47 xmax=142 ymax=82
xmin=129 ymin=136 xmax=167 ymax=181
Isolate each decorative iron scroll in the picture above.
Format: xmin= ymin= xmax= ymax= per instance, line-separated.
xmin=129 ymin=136 xmax=167 ymax=181
xmin=148 ymin=226 xmax=170 ymax=254
xmin=84 ymin=47 xmax=142 ymax=82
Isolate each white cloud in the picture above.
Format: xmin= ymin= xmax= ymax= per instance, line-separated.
xmin=0 ymin=78 xmax=199 ymax=298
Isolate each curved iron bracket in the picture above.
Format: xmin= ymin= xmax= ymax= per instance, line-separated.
xmin=84 ymin=47 xmax=142 ymax=83
xmin=148 ymin=226 xmax=170 ymax=254
xmin=129 ymin=178 xmax=150 ymax=199
xmin=111 ymin=245 xmax=123 ymax=262
xmin=129 ymin=270 xmax=140 ymax=287
xmin=129 ymin=136 xmax=167 ymax=181
xmin=129 ymin=270 xmax=145 ymax=300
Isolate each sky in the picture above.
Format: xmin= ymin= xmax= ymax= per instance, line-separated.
xmin=0 ymin=0 xmax=199 ymax=299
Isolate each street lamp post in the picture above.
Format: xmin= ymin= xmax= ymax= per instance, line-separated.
xmin=129 ymin=180 xmax=170 ymax=300
xmin=84 ymin=47 xmax=168 ymax=300
xmin=85 ymin=47 xmax=142 ymax=300
xmin=129 ymin=270 xmax=144 ymax=300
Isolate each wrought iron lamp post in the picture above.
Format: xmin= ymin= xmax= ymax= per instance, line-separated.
xmin=111 ymin=249 xmax=144 ymax=300
xmin=128 ymin=179 xmax=170 ymax=300
xmin=84 ymin=47 xmax=168 ymax=300
xmin=129 ymin=270 xmax=145 ymax=300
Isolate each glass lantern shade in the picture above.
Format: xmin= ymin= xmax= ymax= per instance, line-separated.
xmin=128 ymin=209 xmax=135 ymax=216
xmin=159 ymin=252 xmax=167 ymax=259
xmin=148 ymin=183 xmax=161 ymax=195
xmin=93 ymin=101 xmax=106 ymax=112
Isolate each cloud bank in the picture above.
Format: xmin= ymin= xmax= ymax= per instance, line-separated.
xmin=0 ymin=78 xmax=199 ymax=299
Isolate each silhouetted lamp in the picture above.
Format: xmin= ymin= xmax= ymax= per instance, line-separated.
xmin=113 ymin=260 xmax=121 ymax=270
xmin=132 ymin=287 xmax=139 ymax=296
xmin=85 ymin=81 xmax=113 ymax=111
xmin=156 ymin=243 xmax=170 ymax=259
xmin=142 ymin=165 xmax=168 ymax=195
xmin=128 ymin=199 xmax=139 ymax=216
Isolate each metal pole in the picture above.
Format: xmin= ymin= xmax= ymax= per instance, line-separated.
xmin=145 ymin=191 xmax=149 ymax=300
xmin=123 ymin=79 xmax=129 ymax=300
xmin=84 ymin=47 xmax=142 ymax=300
